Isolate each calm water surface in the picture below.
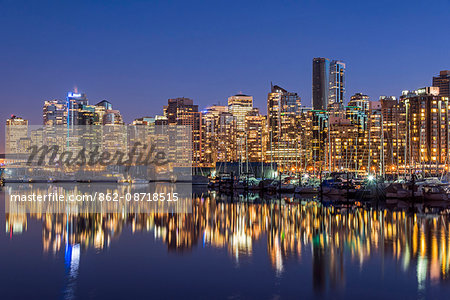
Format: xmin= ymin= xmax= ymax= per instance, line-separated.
xmin=2 ymin=184 xmax=450 ymax=299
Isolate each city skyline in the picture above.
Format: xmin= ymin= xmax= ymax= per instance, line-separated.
xmin=1 ymin=0 xmax=449 ymax=145
xmin=5 ymin=71 xmax=450 ymax=177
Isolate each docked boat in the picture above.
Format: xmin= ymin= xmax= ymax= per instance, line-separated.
xmin=385 ymin=183 xmax=412 ymax=199
xmin=423 ymin=186 xmax=449 ymax=201
xmin=295 ymin=185 xmax=318 ymax=194
xmin=267 ymin=180 xmax=295 ymax=193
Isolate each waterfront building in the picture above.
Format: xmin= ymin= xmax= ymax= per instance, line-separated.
xmin=343 ymin=93 xmax=370 ymax=174
xmin=379 ymin=96 xmax=406 ymax=174
xmin=400 ymin=87 xmax=450 ymax=174
xmin=266 ymin=84 xmax=301 ymax=171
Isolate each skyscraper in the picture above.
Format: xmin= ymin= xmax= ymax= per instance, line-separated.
xmin=43 ymin=99 xmax=67 ymax=125
xmin=312 ymin=58 xmax=345 ymax=111
xmin=312 ymin=58 xmax=330 ymax=110
xmin=245 ymin=108 xmax=266 ymax=162
xmin=164 ymin=97 xmax=202 ymax=165
xmin=202 ymin=105 xmax=232 ymax=165
xmin=66 ymin=91 xmax=88 ymax=127
xmin=228 ymin=94 xmax=253 ymax=162
xmin=379 ymin=96 xmax=405 ymax=172
xmin=328 ymin=60 xmax=345 ymax=108
xmin=400 ymin=87 xmax=449 ymax=172
xmin=267 ymin=84 xmax=301 ymax=169
xmin=433 ymin=70 xmax=450 ymax=98
xmin=227 ymin=94 xmax=253 ymax=133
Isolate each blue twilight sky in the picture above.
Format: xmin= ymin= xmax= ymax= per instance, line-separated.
xmin=0 ymin=0 xmax=449 ymax=151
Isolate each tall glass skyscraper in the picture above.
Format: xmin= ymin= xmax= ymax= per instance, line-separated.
xmin=312 ymin=57 xmax=330 ymax=110
xmin=328 ymin=60 xmax=345 ymax=108
xmin=312 ymin=58 xmax=345 ymax=110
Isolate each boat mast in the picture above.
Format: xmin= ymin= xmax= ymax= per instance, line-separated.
xmin=245 ymin=133 xmax=249 ymax=174
xmin=380 ymin=113 xmax=384 ymax=178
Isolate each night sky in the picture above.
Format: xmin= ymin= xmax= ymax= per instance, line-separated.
xmin=1 ymin=0 xmax=449 ymax=151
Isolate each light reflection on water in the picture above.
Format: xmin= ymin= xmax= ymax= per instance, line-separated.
xmin=2 ymin=184 xmax=450 ymax=299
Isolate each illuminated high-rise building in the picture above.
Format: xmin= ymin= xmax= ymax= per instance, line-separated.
xmin=43 ymin=99 xmax=67 ymax=125
xmin=216 ymin=111 xmax=237 ymax=163
xmin=327 ymin=116 xmax=358 ymax=172
xmin=379 ymin=96 xmax=405 ymax=173
xmin=308 ymin=110 xmax=328 ymax=170
xmin=400 ymin=87 xmax=449 ymax=173
xmin=244 ymin=108 xmax=266 ymax=162
xmin=267 ymin=84 xmax=301 ymax=170
xmin=164 ymin=97 xmax=202 ymax=165
xmin=202 ymin=105 xmax=232 ymax=165
xmin=66 ymin=91 xmax=88 ymax=127
xmin=298 ymin=107 xmax=313 ymax=169
xmin=328 ymin=60 xmax=345 ymax=109
xmin=228 ymin=94 xmax=253 ymax=162
xmin=228 ymin=94 xmax=253 ymax=133
xmin=6 ymin=115 xmax=28 ymax=153
xmin=366 ymin=101 xmax=383 ymax=175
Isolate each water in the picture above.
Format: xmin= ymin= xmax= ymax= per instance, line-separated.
xmin=2 ymin=185 xmax=450 ymax=299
